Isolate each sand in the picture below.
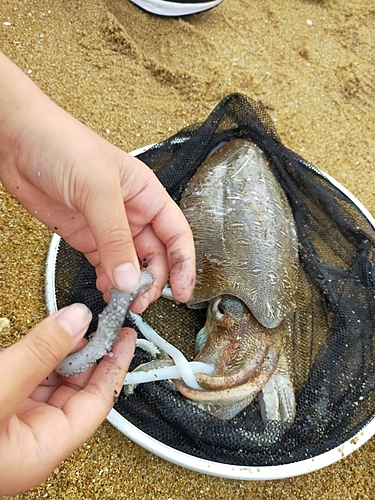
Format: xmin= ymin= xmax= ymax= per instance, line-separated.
xmin=0 ymin=0 xmax=375 ymax=498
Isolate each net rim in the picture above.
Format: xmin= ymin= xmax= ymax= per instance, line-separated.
xmin=44 ymin=144 xmax=375 ymax=480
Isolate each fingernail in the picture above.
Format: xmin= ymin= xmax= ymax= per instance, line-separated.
xmin=113 ymin=262 xmax=140 ymax=292
xmin=57 ymin=303 xmax=92 ymax=337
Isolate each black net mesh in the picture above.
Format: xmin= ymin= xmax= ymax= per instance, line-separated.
xmin=52 ymin=93 xmax=375 ymax=466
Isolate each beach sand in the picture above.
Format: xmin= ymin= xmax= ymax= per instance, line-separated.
xmin=0 ymin=0 xmax=375 ymax=498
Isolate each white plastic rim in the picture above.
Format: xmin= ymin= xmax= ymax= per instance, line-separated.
xmin=45 ymin=144 xmax=375 ymax=480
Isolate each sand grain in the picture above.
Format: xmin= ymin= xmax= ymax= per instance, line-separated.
xmin=1 ymin=0 xmax=375 ymax=498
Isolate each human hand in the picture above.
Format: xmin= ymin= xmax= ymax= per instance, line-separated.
xmin=0 ymin=53 xmax=195 ymax=311
xmin=0 ymin=304 xmax=136 ymax=496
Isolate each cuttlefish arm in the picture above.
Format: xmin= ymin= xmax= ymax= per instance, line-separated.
xmin=170 ymin=296 xmax=283 ymax=420
xmin=257 ymin=299 xmax=306 ymax=424
xmin=174 ymin=344 xmax=280 ymax=405
xmin=259 ymin=348 xmax=296 ymax=423
xmin=190 ymin=296 xmax=277 ymax=389
xmin=174 ymin=334 xmax=296 ymax=423
xmin=55 ymin=271 xmax=154 ymax=377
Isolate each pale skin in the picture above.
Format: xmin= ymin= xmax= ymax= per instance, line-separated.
xmin=0 ymin=52 xmax=196 ymax=495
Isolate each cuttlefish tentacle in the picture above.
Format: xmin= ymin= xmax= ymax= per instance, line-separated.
xmin=124 ymin=358 xmax=174 ymax=396
xmin=56 ymin=271 xmax=154 ymax=377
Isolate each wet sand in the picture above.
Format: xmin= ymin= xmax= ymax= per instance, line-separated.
xmin=1 ymin=0 xmax=375 ymax=498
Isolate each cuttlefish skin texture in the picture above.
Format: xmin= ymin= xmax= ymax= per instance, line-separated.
xmin=182 ymin=139 xmax=299 ymax=328
xmin=176 ymin=139 xmax=299 ymax=421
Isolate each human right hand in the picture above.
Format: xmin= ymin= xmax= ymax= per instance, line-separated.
xmin=0 ymin=52 xmax=196 ymax=311
xmin=0 ymin=304 xmax=137 ymax=496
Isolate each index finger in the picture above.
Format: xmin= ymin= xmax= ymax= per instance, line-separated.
xmin=122 ymin=161 xmax=196 ymax=303
xmin=151 ymin=197 xmax=196 ymax=303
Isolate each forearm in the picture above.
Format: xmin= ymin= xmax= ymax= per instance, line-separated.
xmin=0 ymin=52 xmax=55 ymax=181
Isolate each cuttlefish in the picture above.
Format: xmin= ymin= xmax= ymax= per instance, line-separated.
xmin=56 ymin=139 xmax=302 ymax=427
xmin=122 ymin=139 xmax=302 ymax=423
xmin=171 ymin=139 xmax=300 ymax=421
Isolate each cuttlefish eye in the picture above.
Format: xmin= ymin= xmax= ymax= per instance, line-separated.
xmin=210 ymin=295 xmax=248 ymax=322
xmin=211 ymin=297 xmax=225 ymax=321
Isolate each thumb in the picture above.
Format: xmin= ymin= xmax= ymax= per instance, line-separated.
xmin=0 ymin=304 xmax=92 ymax=421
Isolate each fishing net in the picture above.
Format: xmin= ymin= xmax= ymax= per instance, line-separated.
xmin=50 ymin=93 xmax=375 ymax=468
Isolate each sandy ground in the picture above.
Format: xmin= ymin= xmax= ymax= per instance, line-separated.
xmin=0 ymin=0 xmax=375 ymax=498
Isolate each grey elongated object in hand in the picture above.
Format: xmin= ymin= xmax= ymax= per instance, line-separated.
xmin=55 ymin=271 xmax=154 ymax=377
